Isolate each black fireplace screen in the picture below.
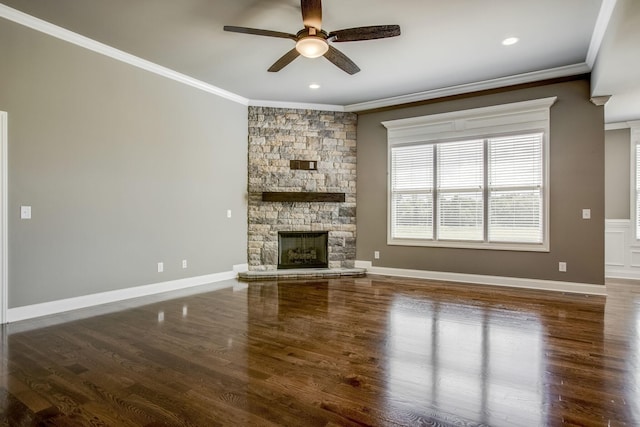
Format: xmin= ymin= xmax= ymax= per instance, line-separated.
xmin=278 ymin=231 xmax=329 ymax=269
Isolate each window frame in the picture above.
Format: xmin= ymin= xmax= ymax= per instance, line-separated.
xmin=383 ymin=97 xmax=556 ymax=252
xmin=631 ymin=123 xmax=640 ymax=243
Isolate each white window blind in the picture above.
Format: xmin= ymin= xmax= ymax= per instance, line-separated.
xmin=488 ymin=133 xmax=543 ymax=243
xmin=437 ymin=140 xmax=484 ymax=241
xmin=391 ymin=145 xmax=433 ymax=239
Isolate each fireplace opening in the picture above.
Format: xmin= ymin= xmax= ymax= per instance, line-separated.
xmin=278 ymin=231 xmax=329 ymax=269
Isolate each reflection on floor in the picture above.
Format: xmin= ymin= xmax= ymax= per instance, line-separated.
xmin=0 ymin=275 xmax=638 ymax=425
xmin=387 ymin=295 xmax=544 ymax=424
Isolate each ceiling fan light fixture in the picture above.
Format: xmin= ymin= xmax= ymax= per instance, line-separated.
xmin=296 ymin=36 xmax=329 ymax=58
xmin=224 ymin=1 xmax=400 ymax=74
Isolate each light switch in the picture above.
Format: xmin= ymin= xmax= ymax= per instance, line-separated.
xmin=20 ymin=205 xmax=31 ymax=219
xmin=582 ymin=209 xmax=591 ymax=220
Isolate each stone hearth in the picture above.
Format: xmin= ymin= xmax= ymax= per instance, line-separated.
xmin=237 ymin=267 xmax=366 ymax=281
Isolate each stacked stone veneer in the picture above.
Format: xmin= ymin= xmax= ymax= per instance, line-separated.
xmin=248 ymin=106 xmax=357 ymax=271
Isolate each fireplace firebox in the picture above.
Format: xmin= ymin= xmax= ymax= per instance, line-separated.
xmin=278 ymin=231 xmax=329 ymax=269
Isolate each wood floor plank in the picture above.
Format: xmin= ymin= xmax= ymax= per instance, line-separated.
xmin=1 ymin=276 xmax=639 ymax=425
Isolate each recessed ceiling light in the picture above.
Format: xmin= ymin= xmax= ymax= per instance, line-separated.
xmin=502 ymin=37 xmax=519 ymax=46
xmin=309 ymin=83 xmax=321 ymax=89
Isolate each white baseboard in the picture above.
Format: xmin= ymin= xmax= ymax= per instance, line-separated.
xmin=355 ymin=261 xmax=607 ymax=296
xmin=354 ymin=260 xmax=373 ymax=269
xmin=233 ymin=263 xmax=249 ymax=273
xmin=604 ymin=268 xmax=640 ymax=281
xmin=7 ymin=270 xmax=237 ymax=323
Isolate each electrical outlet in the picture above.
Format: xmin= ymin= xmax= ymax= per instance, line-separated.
xmin=157 ymin=262 xmax=164 ymax=273
xmin=182 ymin=259 xmax=188 ymax=269
xmin=374 ymin=251 xmax=380 ymax=259
xmin=582 ymin=209 xmax=591 ymax=219
xmin=559 ymin=262 xmax=567 ymax=272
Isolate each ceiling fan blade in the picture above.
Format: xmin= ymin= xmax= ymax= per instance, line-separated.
xmin=223 ymin=26 xmax=297 ymax=41
xmin=268 ymin=48 xmax=301 ymax=72
xmin=324 ymin=46 xmax=360 ymax=75
xmin=301 ymin=0 xmax=322 ymax=30
xmin=329 ymin=25 xmax=401 ymax=42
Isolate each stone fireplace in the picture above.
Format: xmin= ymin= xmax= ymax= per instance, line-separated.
xmin=247 ymin=107 xmax=357 ymax=271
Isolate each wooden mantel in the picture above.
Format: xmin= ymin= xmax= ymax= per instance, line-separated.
xmin=261 ymin=192 xmax=346 ymax=203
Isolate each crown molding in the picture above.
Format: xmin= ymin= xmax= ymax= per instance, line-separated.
xmin=344 ymin=63 xmax=591 ymax=113
xmin=605 ymin=121 xmax=630 ymax=130
xmin=249 ymin=99 xmax=345 ymax=112
xmin=586 ymin=0 xmax=619 ymax=68
xmin=590 ymin=95 xmax=612 ymax=106
xmin=606 ymin=120 xmax=640 ymax=132
xmin=0 ymin=4 xmax=249 ymax=106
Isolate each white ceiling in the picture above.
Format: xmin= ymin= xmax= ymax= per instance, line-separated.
xmin=591 ymin=0 xmax=640 ymax=124
xmin=0 ymin=0 xmax=638 ymax=123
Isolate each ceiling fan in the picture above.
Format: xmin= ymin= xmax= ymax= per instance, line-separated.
xmin=223 ymin=0 xmax=400 ymax=75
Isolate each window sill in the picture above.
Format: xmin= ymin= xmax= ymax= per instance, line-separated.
xmin=388 ymin=238 xmax=549 ymax=252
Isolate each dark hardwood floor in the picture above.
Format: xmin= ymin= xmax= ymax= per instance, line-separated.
xmin=1 ymin=275 xmax=639 ymax=426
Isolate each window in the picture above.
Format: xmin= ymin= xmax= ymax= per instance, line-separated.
xmin=384 ymin=97 xmax=555 ymax=251
xmin=391 ymin=133 xmax=543 ymax=245
xmin=391 ymin=144 xmax=434 ymax=239
xmin=636 ymin=142 xmax=640 ymax=239
xmin=437 ymin=140 xmax=484 ymax=241
xmin=633 ymin=125 xmax=640 ymax=240
xmin=488 ymin=134 xmax=543 ymax=243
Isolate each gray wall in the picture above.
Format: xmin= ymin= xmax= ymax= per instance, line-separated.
xmin=356 ymin=79 xmax=605 ymax=285
xmin=605 ymin=128 xmax=631 ymax=219
xmin=0 ymin=18 xmax=248 ymax=307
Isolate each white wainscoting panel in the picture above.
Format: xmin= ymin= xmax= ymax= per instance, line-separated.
xmin=605 ymin=228 xmax=626 ymax=266
xmin=605 ymin=219 xmax=640 ymax=279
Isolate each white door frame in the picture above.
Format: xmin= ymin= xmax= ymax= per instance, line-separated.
xmin=0 ymin=111 xmax=7 ymax=323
